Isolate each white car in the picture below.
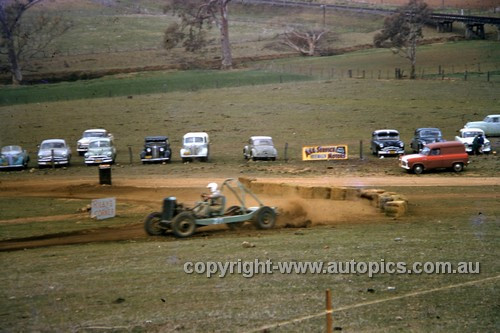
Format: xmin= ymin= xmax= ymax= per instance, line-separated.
xmin=37 ymin=139 xmax=71 ymax=167
xmin=77 ymin=129 xmax=114 ymax=156
xmin=464 ymin=114 xmax=500 ymax=136
xmin=243 ymin=136 xmax=277 ymax=161
xmin=84 ymin=138 xmax=117 ymax=165
xmin=180 ymin=132 xmax=209 ymax=162
xmin=454 ymin=128 xmax=491 ymax=154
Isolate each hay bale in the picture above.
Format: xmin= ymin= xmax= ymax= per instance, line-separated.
xmin=384 ymin=200 xmax=407 ymax=217
xmin=311 ymin=186 xmax=331 ymax=199
xmin=345 ymin=188 xmax=361 ymax=200
xmin=297 ymin=186 xmax=314 ymax=199
xmin=281 ymin=184 xmax=300 ymax=196
xmin=360 ymin=189 xmax=386 ymax=200
xmin=378 ymin=192 xmax=398 ymax=208
xmin=250 ymin=182 xmax=266 ymax=194
xmin=330 ymin=187 xmax=347 ymax=200
xmin=238 ymin=177 xmax=255 ymax=188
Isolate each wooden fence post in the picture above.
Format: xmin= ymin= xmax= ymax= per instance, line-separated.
xmin=326 ymin=289 xmax=333 ymax=333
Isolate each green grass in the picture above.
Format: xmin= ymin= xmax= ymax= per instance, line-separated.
xmin=0 ymin=197 xmax=139 ymax=240
xmin=0 ymin=187 xmax=498 ymax=332
xmin=0 ymin=70 xmax=312 ymax=106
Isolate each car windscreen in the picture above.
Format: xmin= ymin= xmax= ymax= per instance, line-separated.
xmin=41 ymin=142 xmax=65 ymax=149
xmin=185 ymin=137 xmax=204 ymax=144
xmin=1 ymin=146 xmax=21 ymax=153
xmin=89 ymin=140 xmax=110 ymax=148
xmin=254 ymin=139 xmax=273 ymax=146
xmin=84 ymin=132 xmax=106 ymax=138
xmin=462 ymin=131 xmax=480 ymax=138
xmin=421 ymin=147 xmax=430 ymax=155
xmin=376 ymin=132 xmax=399 ymax=140
xmin=421 ymin=130 xmax=441 ymax=138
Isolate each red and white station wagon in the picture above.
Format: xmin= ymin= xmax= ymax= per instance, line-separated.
xmin=400 ymin=141 xmax=469 ymax=174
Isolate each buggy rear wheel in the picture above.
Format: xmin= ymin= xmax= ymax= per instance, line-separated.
xmin=171 ymin=212 xmax=196 ymax=238
xmin=252 ymin=206 xmax=276 ymax=230
xmin=144 ymin=212 xmax=165 ymax=236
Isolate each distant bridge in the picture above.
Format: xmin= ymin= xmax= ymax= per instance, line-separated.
xmin=240 ymin=0 xmax=500 ymax=40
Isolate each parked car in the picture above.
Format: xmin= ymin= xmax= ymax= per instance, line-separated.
xmin=77 ymin=129 xmax=114 ymax=156
xmin=370 ymin=129 xmax=405 ymax=157
xmin=464 ymin=114 xmax=500 ymax=136
xmin=140 ymin=136 xmax=172 ymax=164
xmin=410 ymin=128 xmax=445 ymax=153
xmin=400 ymin=141 xmax=469 ymax=174
xmin=454 ymin=128 xmax=491 ymax=154
xmin=84 ymin=138 xmax=116 ymax=165
xmin=180 ymin=132 xmax=209 ymax=162
xmin=37 ymin=139 xmax=71 ymax=167
xmin=243 ymin=136 xmax=278 ymax=161
xmin=0 ymin=145 xmax=30 ymax=169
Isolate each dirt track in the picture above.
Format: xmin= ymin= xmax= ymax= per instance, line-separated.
xmin=0 ymin=176 xmax=498 ymax=251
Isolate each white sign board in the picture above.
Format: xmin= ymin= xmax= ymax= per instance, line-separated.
xmin=91 ymin=197 xmax=116 ymax=220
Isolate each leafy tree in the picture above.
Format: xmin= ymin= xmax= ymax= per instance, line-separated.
xmin=373 ymin=0 xmax=432 ymax=79
xmin=0 ymin=0 xmax=71 ymax=84
xmin=164 ymin=0 xmax=233 ymax=69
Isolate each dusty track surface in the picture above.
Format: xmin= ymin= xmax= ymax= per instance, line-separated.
xmin=0 ymin=176 xmax=498 ymax=251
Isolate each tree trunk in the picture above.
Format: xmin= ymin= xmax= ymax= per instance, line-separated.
xmin=7 ymin=38 xmax=23 ymax=85
xmin=409 ymin=37 xmax=417 ymax=79
xmin=219 ymin=2 xmax=232 ymax=69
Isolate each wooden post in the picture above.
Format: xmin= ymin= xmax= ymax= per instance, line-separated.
xmin=128 ymin=146 xmax=133 ymax=164
xmin=284 ymin=143 xmax=288 ymax=163
xmin=326 ymin=289 xmax=333 ymax=333
xmin=51 ymin=149 xmax=55 ymax=169
xmin=360 ymin=140 xmax=364 ymax=160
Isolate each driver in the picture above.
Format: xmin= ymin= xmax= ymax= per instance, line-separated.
xmin=194 ymin=182 xmax=225 ymax=218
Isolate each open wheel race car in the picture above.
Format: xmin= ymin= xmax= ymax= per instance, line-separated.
xmin=144 ymin=178 xmax=277 ymax=238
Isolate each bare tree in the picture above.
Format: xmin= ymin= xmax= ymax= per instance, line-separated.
xmin=373 ymin=0 xmax=432 ymax=79
xmin=0 ymin=0 xmax=71 ymax=84
xmin=164 ymin=0 xmax=233 ymax=69
xmin=282 ymin=28 xmax=329 ymax=56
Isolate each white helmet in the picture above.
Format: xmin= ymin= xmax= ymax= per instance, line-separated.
xmin=207 ymin=182 xmax=218 ymax=193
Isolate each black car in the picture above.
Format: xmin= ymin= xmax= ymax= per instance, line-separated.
xmin=140 ymin=136 xmax=172 ymax=164
xmin=370 ymin=129 xmax=405 ymax=157
xmin=410 ymin=128 xmax=445 ymax=153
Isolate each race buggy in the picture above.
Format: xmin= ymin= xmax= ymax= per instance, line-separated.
xmin=144 ymin=178 xmax=277 ymax=238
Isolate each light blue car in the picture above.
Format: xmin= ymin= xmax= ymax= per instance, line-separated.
xmin=0 ymin=145 xmax=30 ymax=169
xmin=465 ymin=114 xmax=500 ymax=136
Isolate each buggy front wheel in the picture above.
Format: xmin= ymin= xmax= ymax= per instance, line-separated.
xmin=171 ymin=212 xmax=196 ymax=238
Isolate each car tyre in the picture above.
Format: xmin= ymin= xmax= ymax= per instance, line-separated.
xmin=413 ymin=164 xmax=424 ymax=175
xmin=144 ymin=212 xmax=166 ymax=236
xmin=252 ymin=206 xmax=276 ymax=230
xmin=171 ymin=211 xmax=196 ymax=238
xmin=452 ymin=162 xmax=464 ymax=173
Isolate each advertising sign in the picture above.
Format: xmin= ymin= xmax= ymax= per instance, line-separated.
xmin=91 ymin=197 xmax=116 ymax=220
xmin=302 ymin=145 xmax=348 ymax=161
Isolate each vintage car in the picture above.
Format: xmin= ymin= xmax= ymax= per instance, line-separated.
xmin=454 ymin=128 xmax=491 ymax=154
xmin=370 ymin=129 xmax=405 ymax=157
xmin=464 ymin=114 xmax=500 ymax=136
xmin=410 ymin=128 xmax=445 ymax=153
xmin=37 ymin=139 xmax=71 ymax=167
xmin=243 ymin=136 xmax=278 ymax=161
xmin=77 ymin=129 xmax=114 ymax=156
xmin=0 ymin=145 xmax=30 ymax=169
xmin=140 ymin=136 xmax=172 ymax=164
xmin=84 ymin=138 xmax=116 ymax=165
xmin=180 ymin=132 xmax=209 ymax=162
xmin=400 ymin=141 xmax=469 ymax=174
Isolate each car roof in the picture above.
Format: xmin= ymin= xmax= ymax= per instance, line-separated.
xmin=459 ymin=128 xmax=484 ymax=133
xmin=41 ymin=139 xmax=66 ymax=143
xmin=145 ymin=136 xmax=168 ymax=141
xmin=250 ymin=136 xmax=273 ymax=140
xmin=485 ymin=114 xmax=500 ymax=117
xmin=373 ymin=129 xmax=399 ymax=134
xmin=416 ymin=127 xmax=440 ymax=131
xmin=183 ymin=132 xmax=208 ymax=137
xmin=84 ymin=128 xmax=107 ymax=133
xmin=426 ymin=141 xmax=465 ymax=149
xmin=88 ymin=137 xmax=111 ymax=142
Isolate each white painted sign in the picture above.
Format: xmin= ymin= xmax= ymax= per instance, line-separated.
xmin=91 ymin=197 xmax=116 ymax=220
